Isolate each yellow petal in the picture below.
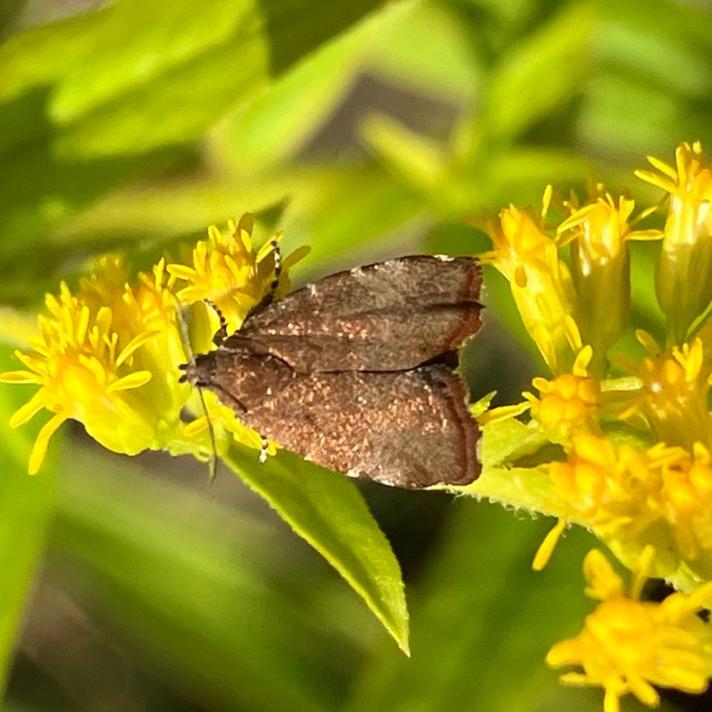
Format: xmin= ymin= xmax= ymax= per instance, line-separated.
xmin=182 ymin=416 xmax=208 ymax=437
xmin=634 ymin=169 xmax=675 ymax=194
xmin=627 ymin=229 xmax=663 ymax=241
xmin=557 ymin=672 xmax=589 ymax=686
xmin=532 ymin=519 xmax=567 ymax=571
xmin=15 ymin=351 xmax=47 ymax=374
xmin=635 ymin=329 xmax=660 ymax=356
xmin=107 ymin=370 xmax=152 ymax=393
xmin=28 ymin=413 xmax=66 ymax=475
xmin=630 ymin=545 xmax=655 ymax=600
xmin=9 ymin=390 xmax=46 ymax=427
xmin=116 ymin=331 xmax=156 ymax=367
xmin=626 ymin=674 xmax=659 ymax=707
xmin=166 ymin=264 xmax=197 ymax=280
xmin=583 ymin=549 xmax=624 ymax=600
xmin=0 ymin=370 xmax=42 ymax=384
xmin=603 ymin=688 xmax=621 ymax=712
xmin=76 ymin=304 xmax=90 ymax=344
xmin=572 ymin=346 xmax=593 ymax=377
xmin=283 ymin=245 xmax=311 ymax=269
xmin=646 ymin=154 xmax=678 ymax=180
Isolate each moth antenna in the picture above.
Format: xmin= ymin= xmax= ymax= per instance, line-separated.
xmin=206 ymin=299 xmax=229 ymax=344
xmin=197 ymin=385 xmax=219 ymax=482
xmin=258 ymin=434 xmax=269 ymax=464
xmin=173 ymin=297 xmax=220 ymax=482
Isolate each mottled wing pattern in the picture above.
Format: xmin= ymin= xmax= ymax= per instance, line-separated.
xmin=239 ymin=364 xmax=480 ymax=488
xmin=227 ymin=256 xmax=483 ymax=372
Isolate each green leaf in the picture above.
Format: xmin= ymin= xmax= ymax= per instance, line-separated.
xmin=345 ymin=501 xmax=599 ymax=712
xmin=277 ymin=163 xmax=423 ymax=272
xmin=360 ymin=114 xmax=448 ymax=191
xmin=0 ymin=9 xmax=106 ymax=104
xmin=221 ymin=0 xmax=412 ymax=177
xmin=49 ymin=0 xmax=249 ymax=124
xmin=52 ymin=446 xmax=355 ymax=712
xmin=0 ymin=0 xmax=385 ymax=264
xmin=0 ymin=348 xmax=55 ymax=696
xmin=577 ymin=74 xmax=697 ymax=157
xmin=46 ymin=0 xmax=384 ymax=157
xmin=485 ymin=3 xmax=598 ymax=141
xmin=366 ymin=1 xmax=481 ymax=103
xmin=224 ymin=443 xmax=410 ymax=653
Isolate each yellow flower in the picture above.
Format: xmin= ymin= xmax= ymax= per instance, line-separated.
xmin=0 ymin=262 xmax=181 ymax=473
xmin=167 ymin=214 xmax=309 ymax=336
xmin=548 ymin=548 xmax=712 ymax=712
xmin=536 ymin=431 xmax=712 ymax=586
xmin=558 ymin=192 xmax=661 ymax=370
xmin=636 ymin=141 xmax=712 ymax=344
xmin=631 ymin=333 xmax=712 ymax=449
xmin=524 ymin=346 xmax=600 ymax=442
xmin=547 ymin=433 xmax=661 ymax=539
xmin=480 ymin=188 xmax=582 ymax=373
xmin=660 ymin=443 xmax=712 ymax=573
xmin=474 ymin=143 xmax=712 ymax=708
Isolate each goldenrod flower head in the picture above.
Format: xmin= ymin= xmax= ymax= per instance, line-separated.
xmin=548 ymin=548 xmax=712 ymax=712
xmin=559 ymin=192 xmax=660 ymax=262
xmin=524 ymin=346 xmax=600 ymax=441
xmin=659 ymin=443 xmax=712 ymax=572
xmin=543 ymin=432 xmax=712 ymax=585
xmin=633 ymin=333 xmax=711 ymax=449
xmin=559 ymin=193 xmax=662 ymax=366
xmin=636 ymin=141 xmax=712 ymax=344
xmin=167 ymin=214 xmax=309 ymax=335
xmin=480 ymin=188 xmax=581 ymax=373
xmin=636 ymin=141 xmax=712 ymax=220
xmin=548 ymin=433 xmax=660 ymax=539
xmin=0 ymin=259 xmax=187 ymax=473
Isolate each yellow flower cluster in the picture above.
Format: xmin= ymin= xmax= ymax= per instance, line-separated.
xmin=548 ymin=548 xmax=712 ymax=712
xmin=475 ymin=141 xmax=712 ymax=709
xmin=0 ymin=217 xmax=308 ymax=473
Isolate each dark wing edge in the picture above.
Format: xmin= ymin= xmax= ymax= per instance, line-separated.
xmin=433 ymin=368 xmax=481 ymax=487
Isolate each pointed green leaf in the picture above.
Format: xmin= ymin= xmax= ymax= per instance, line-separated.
xmin=224 ymin=443 xmax=410 ymax=653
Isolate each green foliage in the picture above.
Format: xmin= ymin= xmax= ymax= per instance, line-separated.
xmin=345 ymin=503 xmax=598 ymax=712
xmin=225 ymin=444 xmax=409 ymax=653
xmin=52 ymin=447 xmax=353 ymax=712
xmin=1 ymin=0 xmax=711 ymax=708
xmin=0 ymin=348 xmax=55 ymax=697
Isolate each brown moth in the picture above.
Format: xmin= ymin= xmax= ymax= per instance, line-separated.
xmin=182 ymin=255 xmax=484 ymax=489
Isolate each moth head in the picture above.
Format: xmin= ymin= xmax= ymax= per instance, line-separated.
xmin=178 ymin=357 xmax=213 ymax=387
xmin=180 ymin=349 xmax=292 ymax=413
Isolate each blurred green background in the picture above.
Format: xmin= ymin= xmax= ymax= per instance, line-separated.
xmin=2 ymin=0 xmax=712 ymax=710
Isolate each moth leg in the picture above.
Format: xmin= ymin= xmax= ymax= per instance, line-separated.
xmin=270 ymin=239 xmax=282 ymax=294
xmin=260 ymin=239 xmax=282 ymax=307
xmin=206 ymin=299 xmax=229 ymax=344
xmin=258 ymin=434 xmax=269 ymax=464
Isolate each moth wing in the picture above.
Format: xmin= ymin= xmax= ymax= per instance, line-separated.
xmin=229 ymin=256 xmax=483 ymax=372
xmin=241 ymin=364 xmax=480 ymax=488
